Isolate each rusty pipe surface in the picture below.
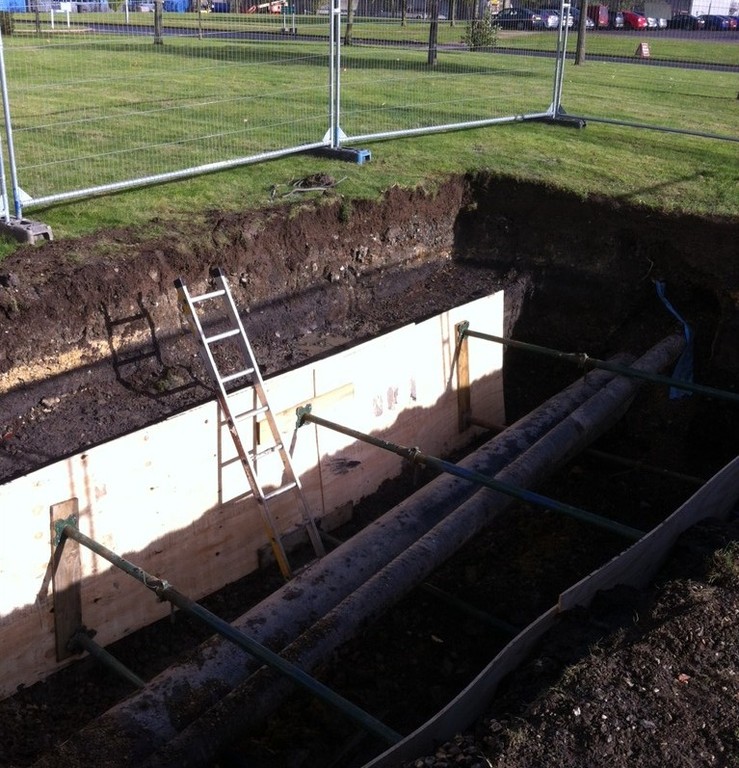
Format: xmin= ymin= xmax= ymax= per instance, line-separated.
xmin=31 ymin=359 xmax=637 ymax=768
xmin=298 ymin=409 xmax=644 ymax=541
xmin=138 ymin=336 xmax=684 ymax=768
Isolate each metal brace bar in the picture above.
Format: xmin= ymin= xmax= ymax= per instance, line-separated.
xmin=55 ymin=521 xmax=402 ymax=747
xmin=296 ymin=406 xmax=645 ymax=541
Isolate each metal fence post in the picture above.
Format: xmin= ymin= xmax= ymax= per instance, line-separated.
xmin=325 ymin=0 xmax=345 ymax=149
xmin=0 ymin=28 xmax=21 ymax=220
xmin=549 ymin=0 xmax=570 ymax=118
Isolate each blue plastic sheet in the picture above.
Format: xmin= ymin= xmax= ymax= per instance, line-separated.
xmin=655 ymin=280 xmax=694 ymax=399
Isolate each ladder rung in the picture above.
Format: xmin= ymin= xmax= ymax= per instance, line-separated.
xmin=190 ymin=288 xmax=226 ymax=303
xmin=250 ymin=444 xmax=281 ymax=461
xmin=221 ymin=367 xmax=255 ymax=384
xmin=205 ymin=328 xmax=241 ymax=344
xmin=177 ymin=270 xmax=326 ymax=576
xmin=262 ymin=481 xmax=297 ymax=502
xmin=234 ymin=405 xmax=269 ymax=421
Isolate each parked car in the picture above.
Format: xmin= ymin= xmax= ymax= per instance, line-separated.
xmin=609 ymin=9 xmax=624 ymax=27
xmin=700 ymin=13 xmax=730 ymax=29
xmin=586 ymin=3 xmax=609 ymax=27
xmin=494 ymin=7 xmax=544 ymax=28
xmin=622 ymin=9 xmax=647 ymax=28
xmin=633 ymin=5 xmax=666 ymax=28
xmin=725 ymin=15 xmax=738 ymax=29
xmin=571 ymin=7 xmax=595 ymax=28
xmin=644 ymin=14 xmax=657 ymax=27
xmin=667 ymin=12 xmax=705 ymax=29
xmin=538 ymin=8 xmax=562 ymax=28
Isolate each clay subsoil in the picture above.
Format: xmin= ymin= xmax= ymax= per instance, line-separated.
xmin=0 ymin=173 xmax=738 ymax=768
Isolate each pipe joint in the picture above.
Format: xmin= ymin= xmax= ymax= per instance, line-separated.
xmin=577 ymin=352 xmax=593 ymax=370
xmin=295 ymin=404 xmax=312 ymax=429
xmin=143 ymin=575 xmax=171 ymax=601
xmin=53 ymin=516 xmax=77 ymax=546
xmin=457 ymin=320 xmax=470 ymax=343
xmin=68 ymin=625 xmax=96 ymax=655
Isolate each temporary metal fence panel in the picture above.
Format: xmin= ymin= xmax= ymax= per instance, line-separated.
xmin=555 ymin=23 xmax=739 ymax=142
xmin=0 ymin=2 xmax=567 ymax=215
xmin=334 ymin=10 xmax=560 ymax=143
xmin=0 ymin=6 xmax=736 ymax=216
xmin=0 ymin=6 xmax=333 ymax=212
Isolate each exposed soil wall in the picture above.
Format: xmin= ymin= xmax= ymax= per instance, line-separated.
xmin=1 ymin=174 xmax=737 ymax=484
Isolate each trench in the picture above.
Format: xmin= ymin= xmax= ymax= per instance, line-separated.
xmin=1 ymin=177 xmax=738 ymax=768
xmin=29 ymin=328 xmax=736 ymax=768
xmin=19 ymin=332 xmax=739 ymax=768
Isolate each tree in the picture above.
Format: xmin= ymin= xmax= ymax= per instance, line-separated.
xmin=345 ymin=0 xmax=355 ymax=44
xmin=574 ymin=0 xmax=588 ymax=64
xmin=0 ymin=11 xmax=14 ymax=35
xmin=463 ymin=4 xmax=499 ymax=49
xmin=428 ymin=0 xmax=439 ymax=65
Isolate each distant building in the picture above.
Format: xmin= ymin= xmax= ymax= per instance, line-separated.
xmin=353 ymin=0 xmax=454 ymax=17
xmin=669 ymin=0 xmax=735 ymax=13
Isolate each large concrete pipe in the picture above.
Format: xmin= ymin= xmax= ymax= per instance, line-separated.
xmin=32 ymin=357 xmax=640 ymax=768
xmin=139 ymin=334 xmax=684 ymax=768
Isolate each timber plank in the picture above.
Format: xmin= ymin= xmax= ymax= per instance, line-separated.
xmin=50 ymin=498 xmax=81 ymax=662
xmin=0 ymin=293 xmax=505 ymax=698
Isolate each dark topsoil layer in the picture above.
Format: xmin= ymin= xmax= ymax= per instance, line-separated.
xmin=0 ymin=173 xmax=738 ymax=768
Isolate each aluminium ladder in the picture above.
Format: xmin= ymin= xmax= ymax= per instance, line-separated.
xmin=174 ymin=267 xmax=325 ymax=580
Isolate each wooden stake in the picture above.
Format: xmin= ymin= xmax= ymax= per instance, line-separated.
xmin=455 ymin=321 xmax=470 ymax=433
xmin=50 ymin=498 xmax=82 ymax=662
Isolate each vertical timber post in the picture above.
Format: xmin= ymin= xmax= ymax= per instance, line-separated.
xmin=50 ymin=498 xmax=82 ymax=662
xmin=456 ymin=321 xmax=470 ymax=432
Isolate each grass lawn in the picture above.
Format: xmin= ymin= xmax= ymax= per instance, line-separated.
xmin=1 ymin=16 xmax=736 ymax=253
xmin=14 ymin=12 xmax=739 ymax=65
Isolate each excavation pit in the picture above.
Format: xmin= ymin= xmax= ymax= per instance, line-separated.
xmin=0 ymin=175 xmax=738 ymax=768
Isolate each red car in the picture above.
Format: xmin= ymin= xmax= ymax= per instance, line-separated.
xmin=622 ymin=9 xmax=648 ymax=28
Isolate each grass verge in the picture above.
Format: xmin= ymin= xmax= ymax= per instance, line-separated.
xmin=0 ymin=20 xmax=736 ymax=256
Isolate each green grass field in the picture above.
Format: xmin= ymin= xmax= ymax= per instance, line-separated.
xmin=1 ymin=16 xmax=737 ymax=251
xmin=13 ymin=11 xmax=739 ymax=65
xmin=286 ymin=18 xmax=734 ymax=68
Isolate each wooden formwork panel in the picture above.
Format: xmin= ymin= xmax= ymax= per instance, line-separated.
xmin=0 ymin=292 xmax=504 ymax=699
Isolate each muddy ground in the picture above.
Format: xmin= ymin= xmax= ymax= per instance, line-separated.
xmin=0 ymin=173 xmax=738 ymax=767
